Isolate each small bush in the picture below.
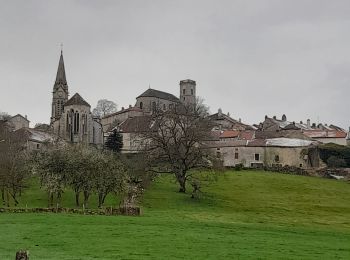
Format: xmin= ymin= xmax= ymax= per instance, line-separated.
xmin=319 ymin=143 xmax=350 ymax=167
xmin=234 ymin=163 xmax=243 ymax=171
xmin=327 ymin=156 xmax=347 ymax=168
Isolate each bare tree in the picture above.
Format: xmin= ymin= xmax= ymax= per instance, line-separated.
xmin=92 ymin=99 xmax=118 ymax=118
xmin=0 ymin=111 xmax=11 ymax=120
xmin=0 ymin=123 xmax=30 ymax=206
xmin=143 ymin=100 xmax=215 ymax=193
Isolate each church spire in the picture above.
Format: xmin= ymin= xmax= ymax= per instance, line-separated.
xmin=55 ymin=50 xmax=67 ymax=85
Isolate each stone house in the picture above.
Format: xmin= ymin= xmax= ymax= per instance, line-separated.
xmin=259 ymin=115 xmax=348 ymax=146
xmin=4 ymin=114 xmax=30 ymax=131
xmin=209 ymin=109 xmax=255 ymax=131
xmin=205 ymin=137 xmax=320 ymax=169
xmin=15 ymin=128 xmax=58 ymax=151
xmin=109 ymin=115 xmax=154 ymax=153
xmin=100 ymin=106 xmax=143 ymax=132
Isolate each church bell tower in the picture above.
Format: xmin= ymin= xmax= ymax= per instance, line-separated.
xmin=180 ymin=79 xmax=196 ymax=107
xmin=51 ymin=50 xmax=69 ymax=124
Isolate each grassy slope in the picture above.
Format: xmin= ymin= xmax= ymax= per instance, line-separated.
xmin=1 ymin=170 xmax=350 ymax=259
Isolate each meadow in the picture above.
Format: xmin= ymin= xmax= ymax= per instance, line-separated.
xmin=1 ymin=170 xmax=350 ymax=259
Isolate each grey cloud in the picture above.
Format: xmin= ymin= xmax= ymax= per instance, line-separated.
xmin=0 ymin=0 xmax=349 ymax=128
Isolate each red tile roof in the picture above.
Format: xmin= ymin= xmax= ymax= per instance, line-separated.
xmin=303 ymin=130 xmax=347 ymax=138
xmin=219 ymin=130 xmax=240 ymax=138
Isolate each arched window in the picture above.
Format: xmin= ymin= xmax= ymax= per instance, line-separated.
xmin=74 ymin=111 xmax=80 ymax=133
xmin=191 ymin=89 xmax=193 ymax=95
xmin=66 ymin=113 xmax=70 ymax=132
xmin=183 ymin=89 xmax=185 ymax=95
xmin=140 ymin=102 xmax=143 ymax=109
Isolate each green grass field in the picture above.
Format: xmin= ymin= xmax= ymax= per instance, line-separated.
xmin=1 ymin=170 xmax=350 ymax=259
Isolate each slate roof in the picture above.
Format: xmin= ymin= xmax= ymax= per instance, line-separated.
xmin=118 ymin=116 xmax=156 ymax=133
xmin=137 ymin=88 xmax=180 ymax=102
xmin=209 ymin=112 xmax=255 ymax=130
xmin=55 ymin=51 xmax=67 ymax=85
xmin=102 ymin=107 xmax=143 ymax=119
xmin=65 ymin=93 xmax=91 ymax=107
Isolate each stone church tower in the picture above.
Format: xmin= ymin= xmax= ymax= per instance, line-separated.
xmin=49 ymin=50 xmax=103 ymax=146
xmin=180 ymin=79 xmax=196 ymax=107
xmin=51 ymin=51 xmax=69 ymax=123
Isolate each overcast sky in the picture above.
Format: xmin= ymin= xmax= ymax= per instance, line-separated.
xmin=0 ymin=0 xmax=349 ymax=128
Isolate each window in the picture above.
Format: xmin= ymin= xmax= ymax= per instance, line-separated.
xmin=152 ymin=102 xmax=156 ymax=112
xmin=66 ymin=113 xmax=70 ymax=132
xmin=191 ymin=89 xmax=193 ymax=95
xmin=169 ymin=104 xmax=173 ymax=110
xmin=36 ymin=144 xmax=40 ymax=149
xmin=139 ymin=102 xmax=143 ymax=109
xmin=74 ymin=112 xmax=80 ymax=133
xmin=235 ymin=153 xmax=239 ymax=159
xmin=275 ymin=155 xmax=280 ymax=162
xmin=216 ymin=152 xmax=221 ymax=158
xmin=183 ymin=97 xmax=185 ymax=101
xmin=163 ymin=104 xmax=166 ymax=110
xmin=183 ymin=89 xmax=185 ymax=95
xmin=254 ymin=153 xmax=260 ymax=161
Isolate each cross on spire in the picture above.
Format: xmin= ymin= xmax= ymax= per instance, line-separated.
xmin=60 ymin=43 xmax=63 ymax=54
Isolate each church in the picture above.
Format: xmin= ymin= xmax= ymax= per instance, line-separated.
xmin=50 ymin=51 xmax=103 ymax=145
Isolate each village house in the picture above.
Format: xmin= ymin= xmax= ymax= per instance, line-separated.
xmin=0 ymin=114 xmax=30 ymax=131
xmin=258 ymin=115 xmax=348 ymax=145
xmin=205 ymin=137 xmax=320 ymax=169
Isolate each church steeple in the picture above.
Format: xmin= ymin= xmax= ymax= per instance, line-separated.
xmin=51 ymin=50 xmax=69 ymax=124
xmin=55 ymin=50 xmax=67 ymax=85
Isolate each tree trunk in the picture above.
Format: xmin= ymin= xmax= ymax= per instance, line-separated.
xmin=102 ymin=193 xmax=107 ymax=205
xmin=56 ymin=192 xmax=62 ymax=207
xmin=48 ymin=192 xmax=54 ymax=207
xmin=83 ymin=191 xmax=90 ymax=208
xmin=176 ymin=173 xmax=186 ymax=193
xmin=6 ymin=189 xmax=10 ymax=207
xmin=10 ymin=191 xmax=19 ymax=206
xmin=98 ymin=192 xmax=104 ymax=208
xmin=75 ymin=192 xmax=80 ymax=207
xmin=1 ymin=187 xmax=5 ymax=205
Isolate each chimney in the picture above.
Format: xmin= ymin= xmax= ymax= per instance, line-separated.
xmin=300 ymin=121 xmax=303 ymax=124
xmin=129 ymin=105 xmax=132 ymax=108
xmin=25 ymin=115 xmax=27 ymax=119
xmin=312 ymin=123 xmax=316 ymax=128
xmin=121 ymin=107 xmax=124 ymax=111
xmin=282 ymin=114 xmax=287 ymax=121
xmin=273 ymin=116 xmax=277 ymax=120
xmin=265 ymin=115 xmax=268 ymax=119
xmin=239 ymin=118 xmax=241 ymax=123
xmin=307 ymin=119 xmax=311 ymax=128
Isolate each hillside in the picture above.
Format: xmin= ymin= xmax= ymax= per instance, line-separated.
xmin=1 ymin=170 xmax=350 ymax=259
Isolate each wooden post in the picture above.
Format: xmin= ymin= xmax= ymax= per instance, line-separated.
xmin=16 ymin=250 xmax=29 ymax=260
